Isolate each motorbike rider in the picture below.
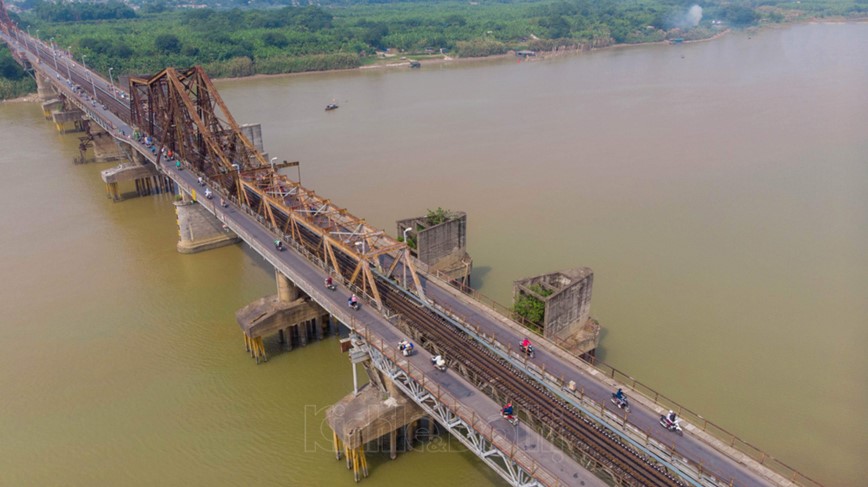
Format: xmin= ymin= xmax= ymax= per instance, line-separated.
xmin=501 ymin=402 xmax=514 ymax=418
xmin=667 ymin=410 xmax=677 ymax=424
xmin=614 ymin=388 xmax=625 ymax=401
xmin=325 ymin=276 xmax=333 ymax=288
xmin=432 ymin=355 xmax=446 ymax=370
xmin=349 ymin=293 xmax=358 ymax=308
xmin=399 ymin=339 xmax=409 ymax=351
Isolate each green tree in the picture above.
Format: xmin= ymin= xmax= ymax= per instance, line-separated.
xmin=263 ymin=32 xmax=289 ymax=48
xmin=154 ymin=34 xmax=182 ymax=55
xmin=426 ymin=207 xmax=451 ymax=226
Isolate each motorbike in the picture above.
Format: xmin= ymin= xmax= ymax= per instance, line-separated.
xmin=501 ymin=412 xmax=518 ymax=426
xmin=399 ymin=341 xmax=415 ymax=357
xmin=274 ymin=240 xmax=285 ymax=251
xmin=659 ymin=415 xmax=683 ymax=436
xmin=347 ymin=299 xmax=360 ymax=311
xmin=325 ymin=280 xmax=336 ymax=291
xmin=610 ymin=393 xmax=630 ymax=412
xmin=520 ymin=343 xmax=535 ymax=358
xmin=431 ymin=355 xmax=446 ymax=372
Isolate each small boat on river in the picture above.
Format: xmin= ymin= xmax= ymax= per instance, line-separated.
xmin=325 ymin=103 xmax=339 ymax=111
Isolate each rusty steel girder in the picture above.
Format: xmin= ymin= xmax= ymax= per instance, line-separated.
xmin=129 ymin=66 xmax=267 ymax=199
xmin=238 ymin=172 xmax=425 ymax=308
xmin=126 ymin=65 xmax=422 ymax=308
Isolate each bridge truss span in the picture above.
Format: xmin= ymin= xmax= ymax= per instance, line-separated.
xmin=0 ymin=15 xmax=818 ymax=482
xmin=356 ymin=329 xmax=580 ymax=487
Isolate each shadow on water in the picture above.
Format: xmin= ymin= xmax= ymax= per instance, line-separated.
xmin=592 ymin=327 xmax=609 ymax=363
xmin=469 ymin=265 xmax=492 ymax=289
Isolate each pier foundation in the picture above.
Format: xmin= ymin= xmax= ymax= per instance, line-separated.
xmin=236 ymin=271 xmax=331 ymax=363
xmin=175 ymin=199 xmax=240 ymax=254
xmin=327 ymin=383 xmax=426 ymax=482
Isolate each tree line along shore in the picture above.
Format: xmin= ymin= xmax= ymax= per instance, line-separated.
xmin=2 ymin=0 xmax=866 ymax=100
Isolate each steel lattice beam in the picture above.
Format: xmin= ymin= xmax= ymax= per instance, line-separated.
xmin=357 ymin=332 xmax=562 ymax=487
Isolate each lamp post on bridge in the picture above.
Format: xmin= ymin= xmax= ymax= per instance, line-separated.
xmin=402 ymin=227 xmax=412 ymax=287
xmin=65 ymin=46 xmax=72 ymax=81
xmin=108 ymin=67 xmax=117 ymax=101
xmin=50 ymin=37 xmax=58 ymax=72
xmin=82 ymin=54 xmax=97 ymax=100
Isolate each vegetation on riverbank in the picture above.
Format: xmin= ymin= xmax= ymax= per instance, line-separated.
xmin=1 ymin=0 xmax=865 ymax=93
xmin=0 ymin=44 xmax=35 ymax=99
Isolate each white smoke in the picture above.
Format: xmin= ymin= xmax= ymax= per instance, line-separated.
xmin=684 ymin=5 xmax=703 ymax=28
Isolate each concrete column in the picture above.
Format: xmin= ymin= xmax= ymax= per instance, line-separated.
xmin=316 ymin=315 xmax=325 ymax=340
xmin=298 ymin=321 xmax=309 ymax=347
xmin=275 ymin=270 xmax=301 ymax=302
xmin=406 ymin=421 xmax=416 ymax=450
xmin=35 ymin=74 xmax=58 ymax=102
xmin=390 ymin=429 xmax=397 ymax=460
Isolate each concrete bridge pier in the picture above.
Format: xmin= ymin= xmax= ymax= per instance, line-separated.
xmin=34 ymin=73 xmax=58 ymax=104
xmin=327 ymin=341 xmax=427 ymax=481
xmin=236 ymin=270 xmax=331 ymax=363
xmin=174 ymin=196 xmax=240 ymax=254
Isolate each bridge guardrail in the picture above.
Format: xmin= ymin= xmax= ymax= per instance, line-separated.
xmin=429 ymin=271 xmax=823 ymax=487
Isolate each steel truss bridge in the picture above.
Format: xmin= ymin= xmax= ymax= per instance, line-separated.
xmin=0 ymin=14 xmax=823 ymax=487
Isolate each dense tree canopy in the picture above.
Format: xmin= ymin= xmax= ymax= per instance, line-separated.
xmin=2 ymin=0 xmax=863 ymax=85
xmin=33 ymin=0 xmax=135 ymax=22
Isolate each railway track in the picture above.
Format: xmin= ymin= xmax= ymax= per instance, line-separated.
xmin=263 ymin=212 xmax=686 ymax=486
xmin=377 ymin=283 xmax=684 ymax=487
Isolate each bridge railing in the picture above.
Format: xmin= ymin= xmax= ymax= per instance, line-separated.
xmin=429 ymin=271 xmax=824 ymax=487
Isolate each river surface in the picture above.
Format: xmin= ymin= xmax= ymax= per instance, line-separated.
xmin=1 ymin=23 xmax=866 ymax=486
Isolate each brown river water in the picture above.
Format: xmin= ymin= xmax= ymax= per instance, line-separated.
xmin=1 ymin=22 xmax=865 ymax=486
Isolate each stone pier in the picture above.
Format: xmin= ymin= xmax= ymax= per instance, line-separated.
xmin=397 ymin=210 xmax=472 ymax=286
xmin=175 ymin=198 xmax=240 ymax=254
xmin=327 ymin=338 xmax=427 ymax=483
xmin=514 ymin=267 xmax=601 ymax=356
xmin=236 ymin=271 xmax=331 ymax=363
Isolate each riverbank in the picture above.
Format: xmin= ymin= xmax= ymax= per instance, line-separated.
xmin=218 ymin=29 xmax=732 ymax=83
xmin=1 ymin=92 xmax=39 ymax=103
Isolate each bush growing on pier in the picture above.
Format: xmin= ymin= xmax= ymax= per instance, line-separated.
xmin=426 ymin=207 xmax=452 ymax=226
xmin=514 ymin=284 xmax=552 ymax=325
